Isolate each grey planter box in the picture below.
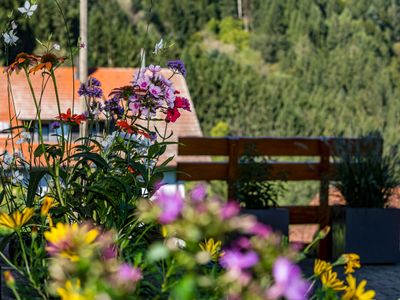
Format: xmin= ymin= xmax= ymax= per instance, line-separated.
xmin=242 ymin=208 xmax=289 ymax=236
xmin=345 ymin=208 xmax=400 ymax=264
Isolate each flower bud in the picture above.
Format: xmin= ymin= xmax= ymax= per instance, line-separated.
xmin=3 ymin=271 xmax=15 ymax=288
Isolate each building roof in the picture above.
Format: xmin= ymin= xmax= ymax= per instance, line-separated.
xmin=0 ymin=67 xmax=204 ymax=166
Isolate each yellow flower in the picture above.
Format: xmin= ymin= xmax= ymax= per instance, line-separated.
xmin=343 ymin=253 xmax=361 ymax=274
xmin=0 ymin=208 xmax=34 ymax=230
xmin=41 ymin=196 xmax=56 ymax=217
xmin=199 ymin=238 xmax=223 ymax=262
xmin=44 ymin=223 xmax=100 ymax=262
xmin=321 ymin=269 xmax=346 ymax=291
xmin=161 ymin=225 xmax=168 ymax=238
xmin=3 ymin=271 xmax=15 ymax=288
xmin=314 ymin=259 xmax=333 ymax=276
xmin=342 ymin=275 xmax=375 ymax=300
xmin=57 ymin=280 xmax=90 ymax=300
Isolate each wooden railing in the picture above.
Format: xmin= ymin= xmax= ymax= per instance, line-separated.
xmin=177 ymin=136 xmax=383 ymax=259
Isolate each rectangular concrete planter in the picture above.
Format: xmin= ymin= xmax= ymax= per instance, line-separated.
xmin=241 ymin=208 xmax=289 ymax=236
xmin=345 ymin=208 xmax=400 ymax=264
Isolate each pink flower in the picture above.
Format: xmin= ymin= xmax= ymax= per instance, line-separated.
xmin=247 ymin=222 xmax=272 ymax=238
xmin=220 ymin=201 xmax=240 ymax=219
xmin=117 ymin=263 xmax=142 ymax=283
xmin=137 ymin=76 xmax=150 ymax=90
xmin=267 ymin=257 xmax=310 ymax=300
xmin=190 ymin=184 xmax=207 ymax=202
xmin=149 ymin=84 xmax=162 ymax=98
xmin=220 ymin=249 xmax=259 ymax=271
xmin=148 ymin=64 xmax=161 ymax=73
xmin=154 ymin=190 xmax=184 ymax=224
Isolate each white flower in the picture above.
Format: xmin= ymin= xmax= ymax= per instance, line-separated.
xmin=16 ymin=131 xmax=31 ymax=145
xmin=53 ymin=43 xmax=60 ymax=51
xmin=11 ymin=21 xmax=18 ymax=30
xmin=18 ymin=1 xmax=38 ymax=17
xmin=12 ymin=170 xmax=24 ymax=184
xmin=3 ymin=30 xmax=18 ymax=45
xmin=2 ymin=152 xmax=13 ymax=170
xmin=153 ymin=38 xmax=164 ymax=55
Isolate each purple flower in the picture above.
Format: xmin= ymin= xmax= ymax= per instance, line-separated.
xmin=190 ymin=184 xmax=207 ymax=203
xmin=149 ymin=84 xmax=162 ymax=98
xmin=148 ymin=64 xmax=161 ymax=73
xmin=267 ymin=257 xmax=310 ymax=300
xmin=117 ymin=263 xmax=142 ymax=283
xmin=136 ymin=76 xmax=150 ymax=90
xmin=50 ymin=121 xmax=61 ymax=130
xmin=154 ymin=190 xmax=184 ymax=224
xmin=167 ymin=60 xmax=187 ymax=77
xmin=220 ymin=201 xmax=240 ymax=219
xmin=220 ymin=249 xmax=259 ymax=271
xmin=104 ymin=97 xmax=124 ymax=117
xmin=78 ymin=77 xmax=103 ymax=98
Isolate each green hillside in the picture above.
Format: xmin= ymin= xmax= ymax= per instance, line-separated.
xmin=2 ymin=0 xmax=400 ymax=147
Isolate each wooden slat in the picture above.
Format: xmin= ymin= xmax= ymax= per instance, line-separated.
xmin=177 ymin=162 xmax=322 ymax=181
xmin=176 ymin=162 xmax=228 ymax=181
xmin=179 ymin=136 xmax=383 ymax=157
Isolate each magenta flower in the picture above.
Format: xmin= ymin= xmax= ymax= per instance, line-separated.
xmin=137 ymin=76 xmax=150 ymax=90
xmin=174 ymin=96 xmax=191 ymax=111
xmin=154 ymin=190 xmax=184 ymax=224
xmin=247 ymin=222 xmax=272 ymax=238
xmin=190 ymin=184 xmax=207 ymax=203
xmin=165 ymin=107 xmax=181 ymax=123
xmin=149 ymin=84 xmax=162 ymax=98
xmin=267 ymin=257 xmax=310 ymax=300
xmin=220 ymin=201 xmax=240 ymax=219
xmin=117 ymin=263 xmax=142 ymax=283
xmin=220 ymin=249 xmax=259 ymax=271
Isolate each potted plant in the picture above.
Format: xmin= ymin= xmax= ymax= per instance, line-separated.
xmin=333 ymin=137 xmax=400 ymax=264
xmin=234 ymin=151 xmax=289 ymax=236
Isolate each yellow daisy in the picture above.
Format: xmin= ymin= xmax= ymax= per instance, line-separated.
xmin=342 ymin=275 xmax=375 ymax=300
xmin=314 ymin=259 xmax=333 ymax=276
xmin=199 ymin=238 xmax=223 ymax=262
xmin=0 ymin=208 xmax=34 ymax=230
xmin=343 ymin=253 xmax=361 ymax=274
xmin=41 ymin=196 xmax=56 ymax=217
xmin=320 ymin=269 xmax=346 ymax=291
xmin=44 ymin=223 xmax=99 ymax=262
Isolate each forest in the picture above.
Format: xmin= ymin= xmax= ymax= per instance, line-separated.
xmin=2 ymin=0 xmax=400 ymax=147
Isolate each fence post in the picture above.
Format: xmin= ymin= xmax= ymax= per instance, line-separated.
xmin=318 ymin=138 xmax=332 ymax=260
xmin=227 ymin=137 xmax=239 ymax=200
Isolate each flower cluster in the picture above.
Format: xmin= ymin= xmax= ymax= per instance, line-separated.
xmin=312 ymin=253 xmax=375 ymax=300
xmin=45 ymin=222 xmax=142 ymax=299
xmin=78 ymin=77 xmax=103 ymax=99
xmin=138 ymin=184 xmax=308 ymax=299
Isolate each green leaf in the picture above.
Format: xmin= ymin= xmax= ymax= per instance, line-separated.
xmin=26 ymin=169 xmax=48 ymax=206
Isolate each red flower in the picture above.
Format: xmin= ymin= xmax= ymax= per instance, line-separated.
xmin=165 ymin=107 xmax=181 ymax=123
xmin=116 ymin=120 xmax=150 ymax=138
xmin=56 ymin=108 xmax=86 ymax=125
xmin=175 ymin=97 xmax=191 ymax=111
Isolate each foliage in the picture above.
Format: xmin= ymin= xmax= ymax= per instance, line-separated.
xmin=332 ymin=134 xmax=400 ymax=208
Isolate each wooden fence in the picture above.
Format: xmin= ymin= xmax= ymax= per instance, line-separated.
xmin=176 ymin=136 xmax=383 ymax=259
